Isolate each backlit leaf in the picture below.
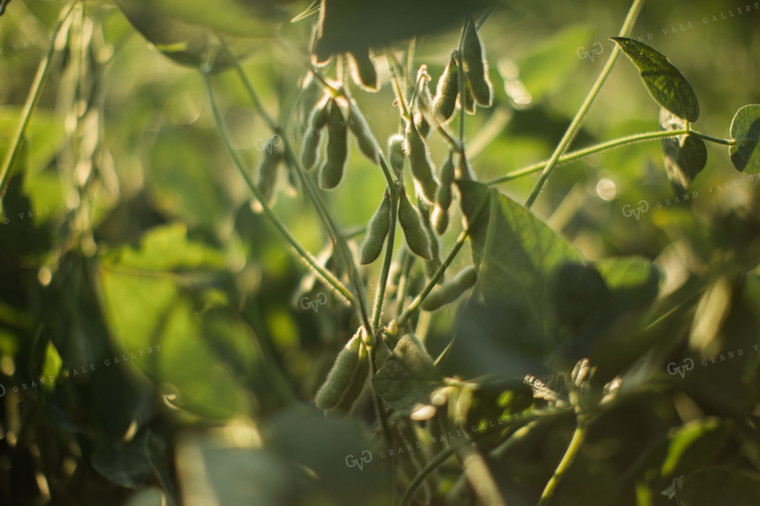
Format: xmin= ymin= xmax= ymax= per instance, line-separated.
xmin=729 ymin=104 xmax=760 ymax=174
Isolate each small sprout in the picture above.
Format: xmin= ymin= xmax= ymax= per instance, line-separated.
xmin=398 ymin=191 xmax=433 ymax=260
xmin=360 ymin=192 xmax=392 ymax=264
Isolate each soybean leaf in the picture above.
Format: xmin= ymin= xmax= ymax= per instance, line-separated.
xmin=91 ymin=431 xmax=153 ymax=489
xmin=314 ymin=0 xmax=495 ymax=61
xmin=372 ymin=335 xmax=441 ymax=414
xmin=660 ymin=109 xmax=707 ymax=191
xmin=612 ymin=37 xmax=699 ymax=122
xmin=449 ymin=181 xmax=581 ymax=377
xmin=729 ymin=104 xmax=760 ymax=174
xmin=674 ymin=467 xmax=760 ymax=506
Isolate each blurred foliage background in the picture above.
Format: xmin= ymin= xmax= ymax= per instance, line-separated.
xmin=1 ymin=0 xmax=760 ymax=505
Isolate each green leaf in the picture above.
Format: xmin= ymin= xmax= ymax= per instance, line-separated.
xmin=729 ymin=104 xmax=760 ymax=174
xmin=458 ymin=180 xmax=582 ymax=331
xmin=660 ymin=109 xmax=707 ymax=191
xmin=612 ymin=37 xmax=699 ymax=122
xmin=91 ymin=431 xmax=153 ymax=488
xmin=314 ymin=0 xmax=495 ymax=60
xmin=372 ymin=335 xmax=441 ymax=414
xmin=674 ymin=467 xmax=760 ymax=506
xmin=660 ymin=419 xmax=733 ymax=478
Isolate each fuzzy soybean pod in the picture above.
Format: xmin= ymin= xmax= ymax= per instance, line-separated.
xmin=421 ymin=265 xmax=477 ymax=311
xmin=360 ymin=193 xmax=392 ymax=264
xmin=433 ymin=53 xmax=459 ymax=121
xmin=315 ymin=331 xmax=363 ymax=410
xmin=319 ymin=100 xmax=348 ymax=190
xmin=256 ymin=138 xmax=282 ymax=206
xmin=462 ymin=20 xmax=493 ymax=107
xmin=460 ymin=80 xmax=476 ymax=114
xmin=432 ymin=152 xmax=456 ymax=234
xmin=348 ymin=100 xmax=378 ymax=163
xmin=404 ymin=122 xmax=439 ymax=203
xmin=331 ymin=342 xmax=370 ymax=414
xmin=398 ymin=191 xmax=433 ymax=260
xmin=388 ymin=134 xmax=405 ymax=177
xmin=348 ymin=49 xmax=379 ymax=91
xmin=414 ymin=110 xmax=430 ymax=139
xmin=301 ymin=98 xmax=330 ymax=170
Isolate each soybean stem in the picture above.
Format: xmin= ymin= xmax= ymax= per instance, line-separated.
xmin=486 ymin=127 xmax=734 ymax=185
xmin=202 ymin=75 xmax=354 ymax=304
xmin=0 ymin=2 xmax=76 ymax=206
xmin=537 ymin=421 xmax=586 ymax=506
xmin=524 ymin=0 xmax=646 ymax=208
xmin=398 ymin=193 xmax=489 ymax=326
xmin=220 ymin=39 xmax=375 ymax=339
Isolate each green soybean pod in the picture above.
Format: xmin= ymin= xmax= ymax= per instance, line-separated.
xmin=331 ymin=343 xmax=370 ymax=413
xmin=347 ymin=99 xmax=378 ymax=163
xmin=432 ymin=204 xmax=449 ymax=235
xmin=348 ymin=48 xmax=379 ymax=92
xmin=414 ymin=110 xmax=430 ymax=138
xmin=301 ymin=97 xmax=330 ymax=170
xmin=319 ymin=100 xmax=348 ymax=190
xmin=460 ymin=80 xmax=476 ymax=114
xmin=456 ymin=153 xmax=475 ymax=180
xmin=433 ymin=53 xmax=459 ymax=121
xmin=257 ymin=136 xmax=282 ymax=206
xmin=462 ymin=19 xmax=493 ymax=107
xmin=437 ymin=152 xmax=455 ymax=208
xmin=398 ymin=192 xmax=433 ymax=260
xmin=388 ymin=134 xmax=405 ymax=177
xmin=360 ymin=193 xmax=392 ymax=264
xmin=420 ymin=265 xmax=477 ymax=311
xmin=404 ymin=122 xmax=439 ymax=203
xmin=315 ymin=331 xmax=362 ymax=410
xmin=419 ymin=204 xmax=442 ymax=281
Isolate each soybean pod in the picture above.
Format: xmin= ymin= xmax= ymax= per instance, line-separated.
xmin=398 ymin=191 xmax=433 ymax=260
xmin=420 ymin=265 xmax=477 ymax=311
xmin=315 ymin=331 xmax=363 ymax=410
xmin=360 ymin=192 xmax=392 ymax=264
xmin=319 ymin=100 xmax=348 ymax=190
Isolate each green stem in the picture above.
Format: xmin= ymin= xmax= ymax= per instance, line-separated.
xmin=486 ymin=127 xmax=734 ymax=185
xmin=525 ymin=0 xmax=646 ymax=208
xmin=0 ymin=2 xmax=76 ymax=207
xmin=371 ymin=190 xmax=399 ymax=331
xmin=399 ymin=445 xmax=460 ymax=506
xmin=202 ymin=75 xmax=354 ymax=304
xmin=537 ymin=421 xmax=586 ymax=506
xmin=220 ymin=42 xmax=375 ymax=340
xmin=398 ymin=192 xmax=489 ymax=326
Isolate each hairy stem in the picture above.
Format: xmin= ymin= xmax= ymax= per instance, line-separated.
xmin=0 ymin=2 xmax=76 ymax=207
xmin=537 ymin=421 xmax=586 ymax=506
xmin=202 ymin=75 xmax=354 ymax=304
xmin=220 ymin=42 xmax=375 ymax=340
xmin=524 ymin=0 xmax=646 ymax=208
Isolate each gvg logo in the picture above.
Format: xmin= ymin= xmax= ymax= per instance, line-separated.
xmin=345 ymin=450 xmax=373 ymax=471
xmin=667 ymin=358 xmax=695 ymax=378
xmin=299 ymin=293 xmax=327 ymax=312
xmin=622 ymin=200 xmax=650 ymax=221
xmin=577 ymin=42 xmax=604 ymax=62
